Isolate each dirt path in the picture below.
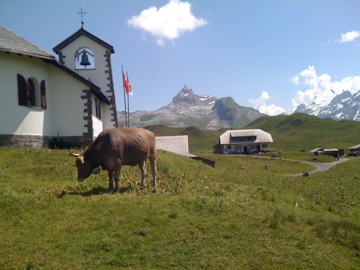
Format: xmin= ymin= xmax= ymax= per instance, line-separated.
xmin=287 ymin=158 xmax=350 ymax=177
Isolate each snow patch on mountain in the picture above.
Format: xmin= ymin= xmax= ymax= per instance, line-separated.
xmin=287 ymin=66 xmax=360 ymax=121
xmin=118 ymin=85 xmax=265 ymax=130
xmin=288 ymin=89 xmax=360 ymax=121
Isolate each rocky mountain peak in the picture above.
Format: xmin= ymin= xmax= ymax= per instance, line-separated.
xmin=170 ymin=85 xmax=217 ymax=107
xmin=118 ymin=86 xmax=265 ymax=130
xmin=181 ymin=85 xmax=192 ymax=94
xmin=288 ymin=89 xmax=360 ymax=121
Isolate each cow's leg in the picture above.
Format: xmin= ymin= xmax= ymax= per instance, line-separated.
xmin=149 ymin=155 xmax=157 ymax=187
xmin=138 ymin=160 xmax=147 ymax=188
xmin=114 ymin=166 xmax=121 ymax=193
xmin=108 ymin=170 xmax=114 ymax=192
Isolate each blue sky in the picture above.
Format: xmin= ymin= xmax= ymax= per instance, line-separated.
xmin=2 ymin=0 xmax=360 ymax=115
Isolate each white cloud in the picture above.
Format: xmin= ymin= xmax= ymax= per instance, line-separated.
xmin=340 ymin=31 xmax=360 ymax=43
xmin=128 ymin=0 xmax=208 ymax=46
xmin=290 ymin=75 xmax=299 ymax=85
xmin=290 ymin=66 xmax=360 ymax=107
xmin=248 ymin=91 xmax=285 ymax=116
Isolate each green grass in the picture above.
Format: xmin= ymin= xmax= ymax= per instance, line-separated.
xmin=261 ymin=150 xmax=338 ymax=162
xmin=0 ymin=147 xmax=359 ymax=269
xmin=146 ymin=113 xmax=360 ymax=154
xmin=245 ymin=113 xmax=360 ymax=151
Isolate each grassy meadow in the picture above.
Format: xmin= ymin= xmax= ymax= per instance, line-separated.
xmin=245 ymin=113 xmax=360 ymax=151
xmin=0 ymin=145 xmax=359 ymax=269
xmin=147 ymin=113 xmax=360 ymax=153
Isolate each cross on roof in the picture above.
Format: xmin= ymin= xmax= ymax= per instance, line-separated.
xmin=77 ymin=8 xmax=87 ymax=27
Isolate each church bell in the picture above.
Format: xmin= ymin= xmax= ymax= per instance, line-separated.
xmin=80 ymin=51 xmax=91 ymax=67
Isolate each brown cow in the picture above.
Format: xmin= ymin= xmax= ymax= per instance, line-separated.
xmin=70 ymin=128 xmax=156 ymax=192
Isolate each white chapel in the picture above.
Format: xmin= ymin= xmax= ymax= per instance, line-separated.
xmin=0 ymin=24 xmax=118 ymax=148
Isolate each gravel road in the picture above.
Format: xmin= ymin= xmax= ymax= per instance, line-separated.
xmin=287 ymin=158 xmax=350 ymax=177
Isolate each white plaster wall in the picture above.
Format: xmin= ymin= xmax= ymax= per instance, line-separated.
xmin=92 ymin=95 xmax=104 ymax=137
xmin=0 ymin=51 xmax=111 ymax=138
xmin=156 ymin=136 xmax=190 ymax=156
xmin=262 ymin=145 xmax=271 ymax=151
xmin=101 ymin=105 xmax=114 ymax=130
xmin=92 ymin=115 xmax=103 ymax=138
xmin=47 ymin=64 xmax=88 ymax=136
xmin=59 ymin=36 xmax=109 ymax=91
xmin=0 ymin=53 xmax=48 ymax=135
xmin=58 ymin=35 xmax=116 ymax=130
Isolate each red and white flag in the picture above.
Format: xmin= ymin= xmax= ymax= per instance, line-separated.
xmin=126 ymin=73 xmax=133 ymax=96
xmin=122 ymin=71 xmax=132 ymax=95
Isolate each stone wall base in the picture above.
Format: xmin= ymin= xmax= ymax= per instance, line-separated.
xmin=0 ymin=134 xmax=93 ymax=149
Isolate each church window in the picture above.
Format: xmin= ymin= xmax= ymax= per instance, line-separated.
xmin=40 ymin=80 xmax=47 ymax=109
xmin=95 ymin=98 xmax=101 ymax=119
xmin=17 ymin=74 xmax=46 ymax=109
xmin=27 ymin=79 xmax=36 ymax=106
xmin=75 ymin=48 xmax=95 ymax=69
xmin=17 ymin=74 xmax=27 ymax=106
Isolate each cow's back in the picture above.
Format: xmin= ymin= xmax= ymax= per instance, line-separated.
xmin=97 ymin=128 xmax=156 ymax=166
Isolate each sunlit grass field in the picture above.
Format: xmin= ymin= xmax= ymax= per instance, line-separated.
xmin=0 ymin=147 xmax=359 ymax=269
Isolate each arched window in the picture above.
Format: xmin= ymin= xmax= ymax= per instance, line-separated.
xmin=40 ymin=80 xmax=47 ymax=109
xmin=17 ymin=74 xmax=46 ymax=109
xmin=75 ymin=48 xmax=95 ymax=69
xmin=94 ymin=98 xmax=101 ymax=119
xmin=27 ymin=78 xmax=36 ymax=106
xmin=17 ymin=74 xmax=27 ymax=106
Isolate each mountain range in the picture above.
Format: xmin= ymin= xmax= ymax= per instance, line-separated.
xmin=117 ymin=85 xmax=360 ymax=130
xmin=287 ymin=89 xmax=360 ymax=121
xmin=117 ymin=85 xmax=265 ymax=130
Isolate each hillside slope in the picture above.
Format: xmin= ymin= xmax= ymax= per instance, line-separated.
xmin=143 ymin=113 xmax=360 ymax=152
xmin=145 ymin=113 xmax=360 ymax=153
xmin=244 ymin=113 xmax=360 ymax=150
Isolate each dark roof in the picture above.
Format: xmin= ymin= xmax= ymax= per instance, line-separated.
xmin=57 ymin=64 xmax=111 ymax=105
xmin=348 ymin=144 xmax=360 ymax=150
xmin=0 ymin=25 xmax=56 ymax=61
xmin=53 ymin=27 xmax=114 ymax=54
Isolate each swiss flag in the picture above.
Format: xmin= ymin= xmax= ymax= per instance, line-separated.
xmin=122 ymin=71 xmax=132 ymax=95
xmin=126 ymin=74 xmax=133 ymax=95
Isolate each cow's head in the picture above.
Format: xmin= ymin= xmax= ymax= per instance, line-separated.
xmin=70 ymin=152 xmax=100 ymax=182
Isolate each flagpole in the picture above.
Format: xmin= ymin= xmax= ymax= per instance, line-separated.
xmin=127 ymin=93 xmax=130 ymax=127
xmin=126 ymin=72 xmax=130 ymax=127
xmin=122 ymin=66 xmax=127 ymax=127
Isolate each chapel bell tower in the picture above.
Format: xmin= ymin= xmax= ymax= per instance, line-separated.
xmin=53 ymin=19 xmax=118 ymax=129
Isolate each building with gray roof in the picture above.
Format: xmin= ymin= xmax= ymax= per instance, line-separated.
xmin=215 ymin=129 xmax=273 ymax=155
xmin=0 ymin=25 xmax=117 ymax=148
